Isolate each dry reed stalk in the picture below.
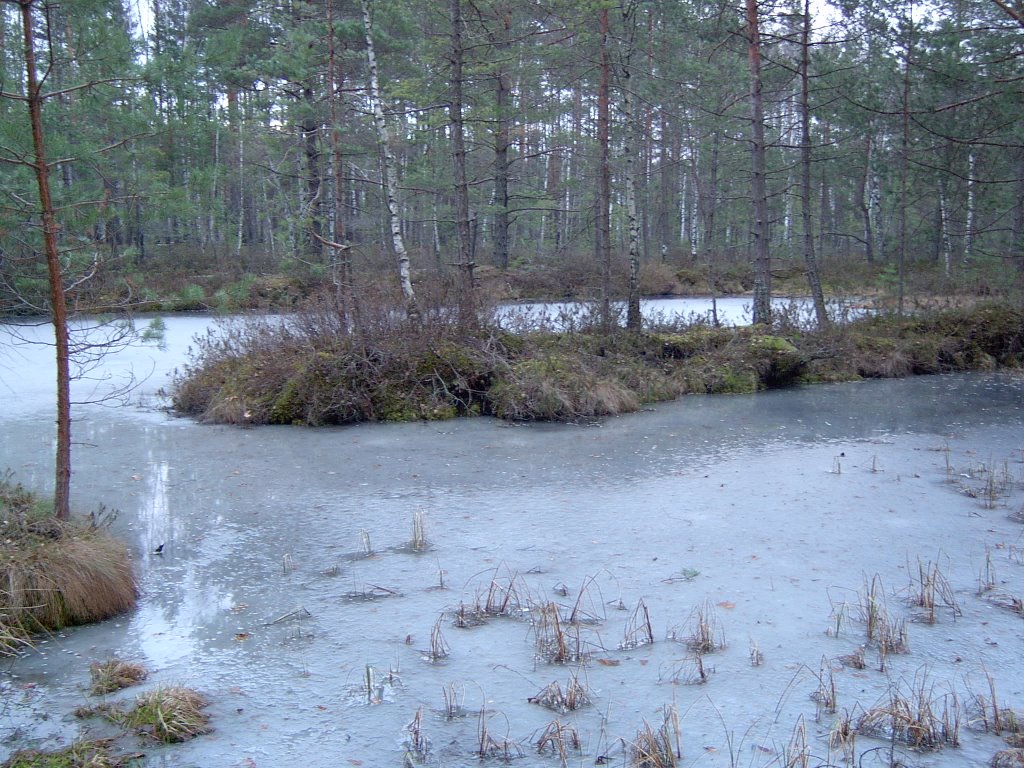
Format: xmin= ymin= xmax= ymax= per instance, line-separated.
xmin=567 ymin=573 xmax=605 ymax=625
xmin=860 ymin=574 xmax=885 ymax=642
xmin=811 ymin=657 xmax=837 ymax=719
xmin=535 ymin=719 xmax=582 ymax=763
xmin=619 ymin=599 xmax=654 ymax=650
xmin=829 ymin=708 xmax=857 ymax=764
xmin=404 ymin=707 xmax=430 ymax=763
xmin=477 ymin=707 xmax=522 ymax=759
xmin=749 ymin=639 xmax=764 ymax=666
xmin=910 ymin=558 xmax=961 ymax=623
xmin=534 ymin=602 xmax=585 ymax=664
xmin=855 ymin=673 xmax=961 ymax=750
xmin=452 ymin=601 xmax=486 ymax=628
xmin=441 ymin=682 xmax=464 ymax=719
xmin=410 ymin=510 xmax=428 ymax=551
xmin=528 ymin=670 xmax=591 ymax=713
xmin=428 ymin=613 xmax=449 ymax=661
xmin=784 ymin=716 xmax=810 ymax=768
xmin=669 ymin=600 xmax=725 ymax=653
xmin=630 ymin=705 xmax=682 ymax=768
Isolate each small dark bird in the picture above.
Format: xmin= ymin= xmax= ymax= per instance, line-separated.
xmin=153 ymin=543 xmax=164 ymax=555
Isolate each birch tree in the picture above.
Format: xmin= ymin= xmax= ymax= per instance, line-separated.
xmin=360 ymin=0 xmax=419 ymax=323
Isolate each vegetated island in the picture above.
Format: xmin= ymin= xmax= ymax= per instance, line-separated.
xmin=172 ymin=299 xmax=1024 ymax=427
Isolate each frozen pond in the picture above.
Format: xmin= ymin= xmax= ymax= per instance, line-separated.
xmin=1 ymin=315 xmax=1023 ymax=767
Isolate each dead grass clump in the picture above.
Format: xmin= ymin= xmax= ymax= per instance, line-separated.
xmin=619 ymin=599 xmax=654 ymax=649
xmin=477 ymin=707 xmax=523 ymax=759
xmin=855 ymin=674 xmax=961 ymax=750
xmin=0 ymin=738 xmax=125 ymax=768
xmin=528 ymin=670 xmax=591 ymax=713
xmin=992 ymin=749 xmax=1024 ymax=767
xmin=471 ymin=565 xmax=530 ymax=619
xmin=533 ymin=602 xmax=586 ymax=664
xmin=909 ymin=557 xmax=961 ymax=623
xmin=89 ymin=658 xmax=148 ymax=695
xmin=535 ymin=719 xmax=582 ymax=762
xmin=112 ymin=686 xmax=210 ymax=743
xmin=810 ymin=657 xmax=837 ymax=718
xmin=426 ymin=614 xmax=449 ymax=661
xmin=829 ymin=708 xmax=858 ymax=763
xmin=669 ymin=600 xmax=725 ymax=653
xmin=968 ymin=668 xmax=1024 ymax=738
xmin=409 ymin=510 xmax=428 ymax=552
xmin=659 ymin=653 xmax=713 ymax=685
xmin=1 ymin=514 xmax=137 ymax=644
xmin=630 ymin=704 xmax=682 ymax=768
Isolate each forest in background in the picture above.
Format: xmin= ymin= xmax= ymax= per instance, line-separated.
xmin=0 ymin=0 xmax=1022 ymax=322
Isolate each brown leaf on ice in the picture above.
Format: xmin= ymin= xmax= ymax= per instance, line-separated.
xmin=596 ymin=658 xmax=621 ymax=666
xmin=716 ymin=601 xmax=736 ymax=609
xmin=234 ymin=632 xmax=250 ymax=641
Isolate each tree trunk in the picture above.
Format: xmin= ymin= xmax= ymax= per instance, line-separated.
xmin=19 ymin=0 xmax=72 ymax=520
xmin=360 ymin=0 xmax=419 ymax=323
xmin=799 ymin=0 xmax=828 ymax=328
xmin=449 ymin=0 xmax=476 ymax=324
xmin=746 ymin=0 xmax=771 ymax=326
xmin=620 ymin=3 xmax=642 ymax=332
xmin=488 ymin=7 xmax=512 ymax=269
xmin=597 ymin=7 xmax=613 ymax=331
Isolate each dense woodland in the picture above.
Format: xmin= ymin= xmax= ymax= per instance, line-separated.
xmin=0 ymin=0 xmax=1022 ymax=322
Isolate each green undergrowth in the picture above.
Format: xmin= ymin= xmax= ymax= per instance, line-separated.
xmin=0 ymin=739 xmax=136 ymax=768
xmin=171 ymin=302 xmax=1024 ymax=426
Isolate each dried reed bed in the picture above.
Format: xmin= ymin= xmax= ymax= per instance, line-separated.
xmin=854 ymin=673 xmax=961 ymax=750
xmin=528 ymin=670 xmax=591 ymax=713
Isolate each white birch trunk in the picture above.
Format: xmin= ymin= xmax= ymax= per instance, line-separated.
xmin=360 ymin=0 xmax=419 ymax=322
xmin=964 ymin=153 xmax=975 ymax=264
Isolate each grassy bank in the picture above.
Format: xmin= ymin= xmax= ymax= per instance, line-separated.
xmin=172 ymin=301 xmax=1024 ymax=427
xmin=0 ymin=476 xmax=138 ymax=655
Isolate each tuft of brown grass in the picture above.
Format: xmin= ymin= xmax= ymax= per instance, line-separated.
xmin=630 ymin=704 xmax=682 ymax=767
xmin=89 ymin=658 xmax=148 ymax=695
xmin=619 ymin=599 xmax=654 ymax=650
xmin=528 ymin=670 xmax=591 ymax=713
xmin=1 ymin=498 xmax=137 ymax=650
xmin=533 ymin=602 xmax=586 ymax=664
xmin=669 ymin=600 xmax=725 ymax=654
xmin=108 ymin=686 xmax=211 ymax=743
xmin=909 ymin=557 xmax=961 ymax=623
xmin=535 ymin=719 xmax=582 ymax=763
xmin=855 ymin=673 xmax=961 ymax=750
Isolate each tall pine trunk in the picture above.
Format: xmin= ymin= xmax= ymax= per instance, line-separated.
xmin=449 ymin=0 xmax=476 ymax=324
xmin=746 ymin=0 xmax=772 ymax=325
xmin=799 ymin=0 xmax=828 ymax=328
xmin=20 ymin=0 xmax=72 ymax=520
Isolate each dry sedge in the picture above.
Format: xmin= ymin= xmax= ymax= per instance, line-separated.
xmin=89 ymin=658 xmax=148 ymax=695
xmin=619 ymin=599 xmax=655 ymax=650
xmin=410 ymin=510 xmax=428 ymax=551
xmin=535 ymin=719 xmax=582 ymax=763
xmin=0 ymin=738 xmax=126 ymax=768
xmin=427 ymin=613 xmax=449 ymax=661
xmin=0 ymin=518 xmax=137 ymax=642
xmin=534 ymin=602 xmax=586 ymax=664
xmin=403 ymin=707 xmax=430 ymax=764
xmin=784 ymin=716 xmax=810 ymax=768
xmin=669 ymin=600 xmax=725 ymax=653
xmin=810 ymin=656 xmax=837 ymax=719
xmin=441 ymin=681 xmax=465 ymax=719
xmin=630 ymin=704 xmax=682 ymax=768
xmin=910 ymin=558 xmax=961 ymax=623
xmin=855 ymin=673 xmax=961 ymax=750
xmin=477 ymin=707 xmax=523 ymax=759
xmin=528 ymin=670 xmax=591 ymax=713
xmin=115 ymin=686 xmax=210 ymax=743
